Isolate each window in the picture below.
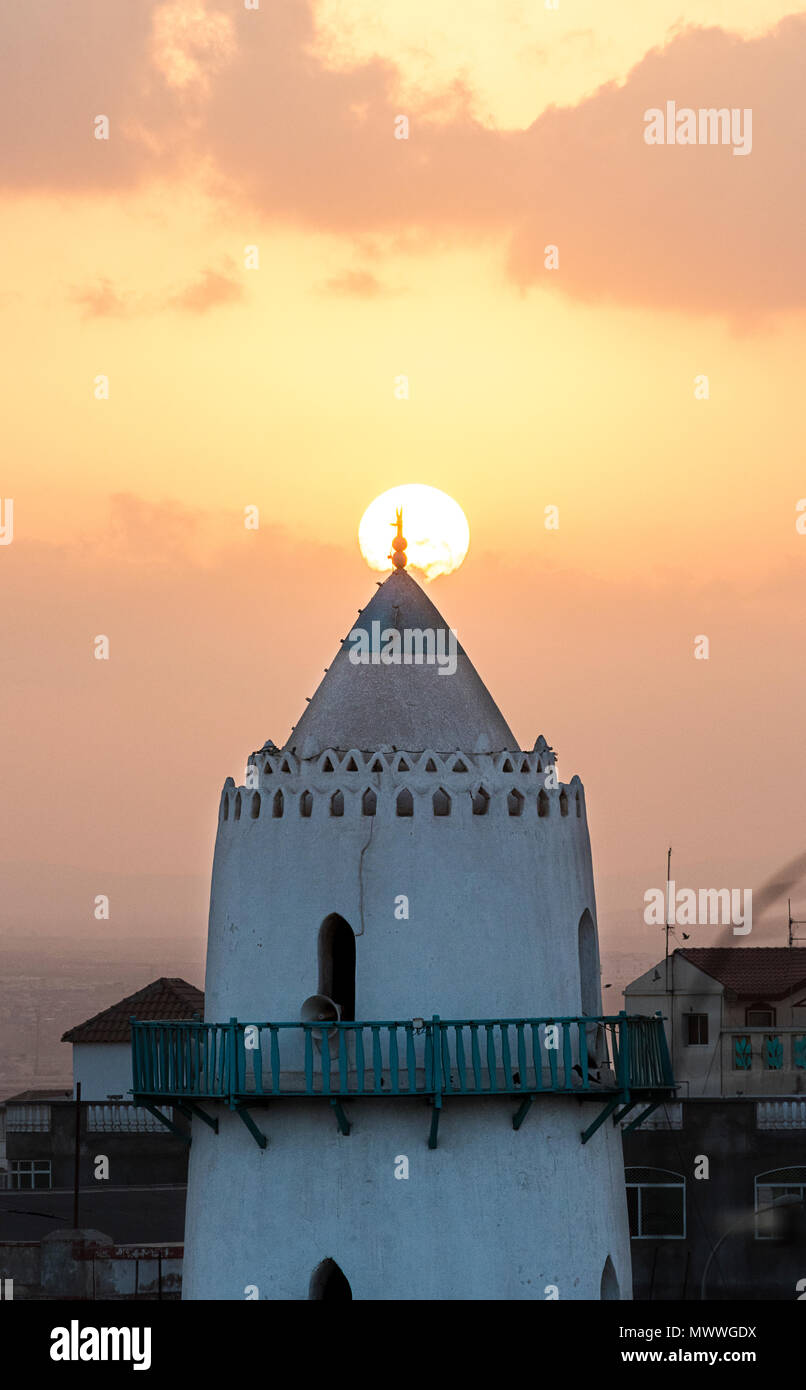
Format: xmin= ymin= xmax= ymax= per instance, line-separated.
xmin=300 ymin=790 xmax=313 ymax=818
xmin=472 ymin=787 xmax=490 ymax=816
xmin=755 ymin=1168 xmax=806 ymax=1240
xmin=361 ymin=788 xmax=376 ymax=817
xmin=433 ymin=788 xmax=451 ymax=816
xmin=507 ymin=789 xmax=524 ymax=816
xmin=625 ymin=1168 xmax=686 ymax=1239
xmin=396 ymin=789 xmax=413 ymax=817
xmin=318 ymin=914 xmax=356 ymax=1022
xmin=686 ymin=1013 xmax=708 ymax=1045
xmin=272 ymin=790 xmax=284 ymax=818
xmin=8 ymin=1159 xmax=52 ymax=1190
xmin=538 ymin=790 xmax=549 ymax=818
xmin=746 ymin=1006 xmax=775 ymax=1027
xmin=250 ymin=792 xmax=261 ymax=819
xmin=330 ymin=791 xmax=344 ymax=817
xmin=559 ymin=790 xmax=568 ymax=817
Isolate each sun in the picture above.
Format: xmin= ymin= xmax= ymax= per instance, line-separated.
xmin=358 ymin=484 xmax=470 ymax=581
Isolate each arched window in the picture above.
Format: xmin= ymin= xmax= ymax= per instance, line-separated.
xmin=433 ymin=788 xmax=451 ymax=816
xmin=263 ymin=760 xmax=272 ymax=774
xmin=575 ymin=791 xmax=582 ymax=819
xmin=578 ymin=909 xmax=600 ymax=1017
xmin=361 ymin=787 xmax=376 ymax=817
xmin=755 ymin=1167 xmax=806 ymax=1240
xmin=300 ymin=790 xmax=313 ymax=818
xmin=272 ymin=789 xmax=284 ymax=819
xmin=222 ymin=795 xmax=229 ymax=822
xmin=472 ymin=787 xmax=490 ymax=816
xmin=600 ymin=1255 xmax=620 ymax=1300
xmin=396 ymin=788 xmax=414 ymax=817
xmin=538 ymin=789 xmax=549 ymax=818
xmin=309 ymin=1258 xmax=352 ymax=1301
xmin=625 ymin=1168 xmax=686 ymax=1239
xmin=507 ymin=789 xmax=524 ymax=816
xmin=559 ymin=790 xmax=568 ymax=817
xmin=318 ymin=914 xmax=356 ymax=1022
xmin=579 ymin=908 xmax=603 ymax=1066
xmin=250 ymin=792 xmax=261 ymax=820
xmin=321 ymin=756 xmax=334 ymax=772
xmin=330 ymin=791 xmax=344 ymax=818
xmin=234 ymin=791 xmax=242 ymax=822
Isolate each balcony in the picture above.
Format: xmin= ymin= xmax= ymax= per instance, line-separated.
xmin=131 ymin=1013 xmax=674 ymax=1149
xmin=725 ymin=1028 xmax=806 ymax=1096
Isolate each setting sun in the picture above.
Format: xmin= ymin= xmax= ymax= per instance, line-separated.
xmin=357 ymin=484 xmax=470 ymax=580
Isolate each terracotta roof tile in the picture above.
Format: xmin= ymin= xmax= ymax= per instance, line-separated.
xmin=61 ymin=977 xmax=203 ymax=1044
xmin=677 ymin=948 xmax=806 ymax=1001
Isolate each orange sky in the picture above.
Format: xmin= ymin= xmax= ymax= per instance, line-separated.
xmin=2 ymin=0 xmax=806 ymax=969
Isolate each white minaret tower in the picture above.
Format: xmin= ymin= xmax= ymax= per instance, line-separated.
xmin=170 ymin=525 xmax=655 ymax=1300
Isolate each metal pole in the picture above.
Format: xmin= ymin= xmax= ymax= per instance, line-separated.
xmin=72 ymin=1080 xmax=81 ymax=1229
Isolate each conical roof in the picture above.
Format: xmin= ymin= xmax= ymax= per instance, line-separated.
xmin=286 ymin=569 xmax=517 ymax=754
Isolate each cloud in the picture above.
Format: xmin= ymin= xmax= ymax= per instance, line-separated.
xmin=166 ymin=264 xmax=243 ymax=313
xmin=3 ymin=3 xmax=806 ymax=316
xmin=320 ymin=269 xmax=392 ymax=298
xmin=70 ymin=263 xmax=243 ymax=317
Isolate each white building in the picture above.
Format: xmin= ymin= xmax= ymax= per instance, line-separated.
xmin=173 ymin=562 xmax=664 ymax=1300
xmin=626 ymin=947 xmax=806 ymax=1098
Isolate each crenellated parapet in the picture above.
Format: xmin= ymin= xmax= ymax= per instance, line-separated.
xmin=217 ymin=736 xmax=587 ymax=827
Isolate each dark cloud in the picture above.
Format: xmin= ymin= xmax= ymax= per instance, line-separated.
xmin=3 ymin=2 xmax=805 ymax=316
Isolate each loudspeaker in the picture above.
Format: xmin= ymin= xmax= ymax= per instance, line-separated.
xmin=300 ymin=995 xmax=342 ymax=1058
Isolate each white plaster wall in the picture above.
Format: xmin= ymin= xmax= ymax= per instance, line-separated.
xmin=184 ymin=754 xmax=631 ymax=1299
xmin=183 ymin=1097 xmax=630 ymax=1301
xmin=626 ymin=958 xmax=723 ymax=1097
xmin=204 ymin=776 xmax=598 ymax=1024
xmin=73 ymin=1044 xmax=133 ymax=1100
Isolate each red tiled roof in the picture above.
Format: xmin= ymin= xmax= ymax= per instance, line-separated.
xmin=61 ymin=977 xmax=204 ymax=1044
xmin=677 ymin=948 xmax=806 ymax=1001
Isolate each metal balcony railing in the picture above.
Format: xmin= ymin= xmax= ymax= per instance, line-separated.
xmin=130 ymin=1013 xmax=674 ymax=1148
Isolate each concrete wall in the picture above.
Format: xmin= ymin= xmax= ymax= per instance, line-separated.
xmin=624 ymin=1098 xmax=806 ymax=1300
xmin=184 ymin=1096 xmax=630 ymax=1301
xmin=184 ymin=744 xmax=632 ymax=1299
xmin=7 ymin=1101 xmax=190 ymax=1188
xmin=73 ymin=1044 xmax=134 ymax=1101
xmin=205 ymin=753 xmax=598 ymax=1024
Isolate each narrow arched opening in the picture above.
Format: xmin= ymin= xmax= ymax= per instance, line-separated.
xmin=234 ymin=791 xmax=242 ymax=822
xmin=433 ymin=787 xmax=451 ymax=816
xmin=309 ymin=1258 xmax=352 ymax=1301
xmin=250 ymin=792 xmax=261 ymax=819
xmin=472 ymin=786 xmax=490 ymax=816
xmin=361 ymin=787 xmax=376 ymax=816
xmin=330 ymin=790 xmax=344 ymax=818
xmin=600 ymin=1255 xmax=620 ymax=1301
xmin=538 ymin=789 xmax=549 ymax=818
xmin=396 ymin=788 xmax=413 ymax=817
xmin=318 ymin=914 xmax=356 ymax=1022
xmin=579 ymin=908 xmax=603 ymax=1067
xmin=300 ymin=790 xmax=313 ymax=818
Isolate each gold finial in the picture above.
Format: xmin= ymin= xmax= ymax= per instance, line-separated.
xmin=389 ymin=507 xmax=407 ymax=569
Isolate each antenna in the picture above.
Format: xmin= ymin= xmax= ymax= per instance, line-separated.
xmin=664 ymin=847 xmax=672 ymax=991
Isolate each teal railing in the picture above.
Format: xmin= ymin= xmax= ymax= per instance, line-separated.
xmin=131 ymin=1013 xmax=673 ymax=1104
xmin=730 ymin=1030 xmax=806 ymax=1072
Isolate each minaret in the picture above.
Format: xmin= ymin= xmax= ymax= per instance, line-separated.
xmin=144 ymin=547 xmax=672 ymax=1300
